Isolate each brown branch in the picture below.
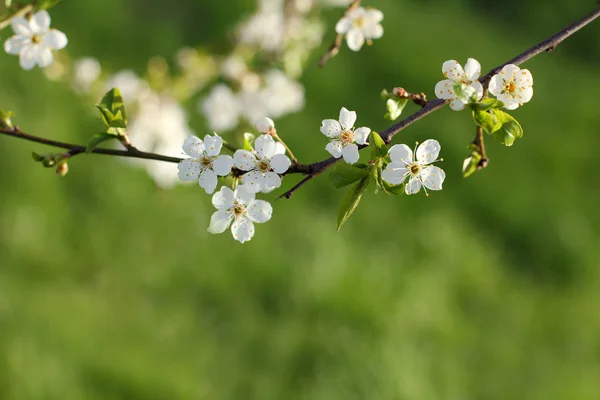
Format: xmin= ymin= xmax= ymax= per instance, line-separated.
xmin=393 ymin=87 xmax=428 ymax=108
xmin=318 ymin=0 xmax=361 ymax=68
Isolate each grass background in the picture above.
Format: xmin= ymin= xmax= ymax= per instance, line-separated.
xmin=1 ymin=0 xmax=600 ymax=398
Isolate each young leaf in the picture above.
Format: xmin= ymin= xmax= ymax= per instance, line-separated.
xmin=384 ymin=98 xmax=408 ymax=121
xmin=87 ymin=132 xmax=117 ymax=153
xmin=382 ymin=180 xmax=405 ymax=195
xmin=0 ymin=109 xmax=15 ymax=129
xmin=491 ymin=110 xmax=523 ymax=146
xmin=462 ymin=149 xmax=482 ymax=178
xmin=369 ymin=131 xmax=387 ymax=159
xmin=95 ymin=106 xmax=114 ymax=127
xmin=472 ymin=98 xmax=505 ymax=111
xmin=337 ymin=175 xmax=371 ymax=231
xmin=472 ymin=109 xmax=501 ymax=134
xmin=36 ymin=0 xmax=61 ymax=10
xmin=243 ymin=132 xmax=255 ymax=151
xmin=97 ymin=88 xmax=127 ymax=128
xmin=329 ymin=163 xmax=369 ymax=189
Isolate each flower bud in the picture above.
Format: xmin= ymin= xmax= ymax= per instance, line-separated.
xmin=56 ymin=160 xmax=69 ymax=177
xmin=255 ymin=117 xmax=275 ymax=134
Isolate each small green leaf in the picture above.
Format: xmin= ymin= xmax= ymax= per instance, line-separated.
xmin=369 ymin=131 xmax=388 ymax=159
xmin=337 ymin=175 xmax=371 ymax=231
xmin=384 ymin=98 xmax=408 ymax=121
xmin=382 ymin=180 xmax=405 ymax=195
xmin=329 ymin=163 xmax=369 ymax=189
xmin=472 ymin=98 xmax=505 ymax=111
xmin=243 ymin=132 xmax=255 ymax=151
xmin=491 ymin=110 xmax=523 ymax=146
xmin=31 ymin=152 xmax=67 ymax=168
xmin=31 ymin=152 xmax=43 ymax=162
xmin=87 ymin=132 xmax=117 ymax=153
xmin=97 ymin=88 xmax=127 ymax=128
xmin=36 ymin=0 xmax=61 ymax=10
xmin=472 ymin=109 xmax=501 ymax=135
xmin=462 ymin=147 xmax=483 ymax=178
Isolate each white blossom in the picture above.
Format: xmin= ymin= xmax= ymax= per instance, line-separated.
xmin=234 ymin=134 xmax=291 ymax=193
xmin=434 ymin=58 xmax=484 ymax=111
xmin=488 ymin=64 xmax=534 ymax=110
xmin=72 ymin=57 xmax=101 ymax=93
xmin=3 ymin=10 xmax=68 ymax=70
xmin=208 ymin=186 xmax=273 ymax=243
xmin=256 ymin=117 xmax=275 ymax=134
xmin=381 ymin=139 xmax=446 ymax=195
xmin=201 ymin=84 xmax=241 ymax=132
xmin=320 ymin=107 xmax=370 ymax=164
xmin=177 ymin=135 xmax=234 ymax=194
xmin=335 ymin=7 xmax=383 ymax=51
xmin=262 ymin=69 xmax=305 ymax=118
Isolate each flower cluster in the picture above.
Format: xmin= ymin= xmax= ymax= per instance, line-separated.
xmin=435 ymin=58 xmax=533 ymax=111
xmin=178 ymin=117 xmax=291 ymax=243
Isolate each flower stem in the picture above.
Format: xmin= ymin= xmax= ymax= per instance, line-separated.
xmin=271 ymin=132 xmax=297 ymax=164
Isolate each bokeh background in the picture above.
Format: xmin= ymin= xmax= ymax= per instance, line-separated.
xmin=1 ymin=0 xmax=600 ymax=399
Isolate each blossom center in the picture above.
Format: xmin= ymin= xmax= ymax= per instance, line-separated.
xmin=353 ymin=17 xmax=366 ymax=29
xmin=232 ymin=201 xmax=246 ymax=218
xmin=31 ymin=35 xmax=41 ymax=44
xmin=339 ymin=130 xmax=354 ymax=145
xmin=257 ymin=159 xmax=271 ymax=173
xmin=503 ymin=80 xmax=517 ymax=94
xmin=199 ymin=155 xmax=214 ymax=169
xmin=410 ymin=163 xmax=421 ymax=175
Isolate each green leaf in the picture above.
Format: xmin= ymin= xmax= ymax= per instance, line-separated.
xmin=382 ymin=180 xmax=405 ymax=195
xmin=31 ymin=152 xmax=43 ymax=162
xmin=97 ymin=88 xmax=127 ymax=128
xmin=369 ymin=131 xmax=388 ymax=159
xmin=472 ymin=109 xmax=501 ymax=135
xmin=329 ymin=163 xmax=369 ymax=189
xmin=453 ymin=83 xmax=478 ymax=105
xmin=36 ymin=0 xmax=61 ymax=10
xmin=491 ymin=110 xmax=523 ymax=146
xmin=243 ymin=132 xmax=255 ymax=151
xmin=472 ymin=98 xmax=505 ymax=111
xmin=337 ymin=175 xmax=371 ymax=231
xmin=87 ymin=132 xmax=117 ymax=153
xmin=384 ymin=98 xmax=408 ymax=121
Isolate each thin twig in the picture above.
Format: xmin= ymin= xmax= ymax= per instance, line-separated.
xmin=392 ymin=88 xmax=428 ymax=108
xmin=0 ymin=4 xmax=34 ymax=31
xmin=472 ymin=126 xmax=488 ymax=170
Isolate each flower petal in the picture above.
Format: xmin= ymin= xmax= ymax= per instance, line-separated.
xmin=381 ymin=162 xmax=409 ymax=185
xmin=254 ymin=134 xmax=277 ymax=159
xmin=233 ymin=149 xmax=257 ymax=171
xmin=363 ymin=23 xmax=383 ymax=40
xmin=247 ymin=200 xmax=273 ymax=223
xmin=11 ymin=17 xmax=31 ymax=36
xmin=240 ymin=170 xmax=263 ymax=193
xmin=405 ymin=177 xmax=422 ymax=195
xmin=442 ymin=60 xmax=465 ymax=83
xmin=416 ymin=139 xmax=441 ymax=164
xmin=488 ymin=74 xmax=503 ymax=97
xmin=449 ymin=99 xmax=465 ymax=111
xmin=270 ymin=154 xmax=291 ymax=174
xmin=262 ymin=171 xmax=282 ymax=192
xmin=518 ymin=86 xmax=533 ymax=104
xmin=320 ymin=119 xmax=342 ymax=138
xmin=365 ymin=9 xmax=384 ymax=23
xmin=500 ymin=95 xmax=519 ymax=110
xmin=203 ymin=134 xmax=223 ymax=157
xmin=335 ymin=17 xmax=352 ymax=34
xmin=342 ymin=143 xmax=360 ymax=164
xmin=231 ymin=218 xmax=255 ymax=243
xmin=182 ymin=135 xmax=205 ymax=158
xmin=339 ymin=107 xmax=357 ymax=131
xmin=354 ymin=127 xmax=370 ymax=145
xmin=325 ymin=140 xmax=343 ymax=158
xmin=199 ymin=169 xmax=218 ymax=194
xmin=19 ymin=45 xmax=38 ymax=70
xmin=388 ymin=144 xmax=413 ymax=164
xmin=470 ymin=81 xmax=484 ymax=101
xmin=213 ymin=155 xmax=234 ymax=176
xmin=207 ymin=211 xmax=232 ymax=234
xmin=274 ymin=142 xmax=286 ymax=156
xmin=30 ymin=10 xmax=50 ymax=34
xmin=255 ymin=117 xmax=274 ymax=134
xmin=346 ymin=28 xmax=365 ymax=51
xmin=517 ymin=69 xmax=533 ymax=87
xmin=234 ymin=185 xmax=255 ymax=205
xmin=500 ymin=64 xmax=520 ymax=81
xmin=420 ymin=166 xmax=445 ymax=191
xmin=43 ymin=29 xmax=67 ymax=50
xmin=177 ymin=159 xmax=201 ymax=181
xmin=212 ymin=186 xmax=235 ymax=210
xmin=37 ymin=47 xmax=53 ymax=68
xmin=464 ymin=58 xmax=481 ymax=81
xmin=434 ymin=79 xmax=456 ymax=100
xmin=4 ymin=35 xmax=29 ymax=55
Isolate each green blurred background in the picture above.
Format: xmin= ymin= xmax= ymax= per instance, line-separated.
xmin=1 ymin=0 xmax=600 ymax=398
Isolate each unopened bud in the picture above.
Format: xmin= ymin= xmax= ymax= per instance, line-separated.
xmin=56 ymin=160 xmax=69 ymax=177
xmin=255 ymin=117 xmax=275 ymax=134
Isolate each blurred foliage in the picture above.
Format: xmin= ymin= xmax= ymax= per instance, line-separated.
xmin=1 ymin=0 xmax=600 ymax=399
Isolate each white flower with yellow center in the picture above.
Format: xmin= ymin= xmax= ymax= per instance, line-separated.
xmin=234 ymin=134 xmax=291 ymax=193
xmin=335 ymin=7 xmax=383 ymax=51
xmin=177 ymin=135 xmax=234 ymax=194
xmin=4 ymin=10 xmax=68 ymax=70
xmin=208 ymin=186 xmax=273 ymax=243
xmin=321 ymin=107 xmax=370 ymax=164
xmin=488 ymin=64 xmax=533 ymax=110
xmin=434 ymin=58 xmax=484 ymax=111
xmin=381 ymin=139 xmax=446 ymax=195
